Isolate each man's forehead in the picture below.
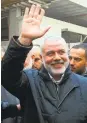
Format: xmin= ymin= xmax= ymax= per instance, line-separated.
xmin=70 ymin=48 xmax=86 ymax=58
xmin=45 ymin=41 xmax=64 ymax=46
xmin=45 ymin=38 xmax=65 ymax=44
xmin=70 ymin=48 xmax=85 ymax=55
xmin=32 ymin=53 xmax=41 ymax=59
xmin=41 ymin=36 xmax=68 ymax=53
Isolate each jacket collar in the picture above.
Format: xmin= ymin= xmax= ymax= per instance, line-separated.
xmin=39 ymin=65 xmax=80 ymax=107
xmin=39 ymin=65 xmax=72 ymax=85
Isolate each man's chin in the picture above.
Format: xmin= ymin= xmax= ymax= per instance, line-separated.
xmin=71 ymin=68 xmax=76 ymax=72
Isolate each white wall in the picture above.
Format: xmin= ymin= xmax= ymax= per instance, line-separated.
xmin=33 ymin=16 xmax=87 ymax=46
xmin=8 ymin=7 xmax=87 ymax=46
xmin=69 ymin=0 xmax=87 ymax=8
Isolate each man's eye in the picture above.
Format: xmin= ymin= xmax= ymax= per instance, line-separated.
xmin=34 ymin=58 xmax=40 ymax=62
xmin=59 ymin=50 xmax=65 ymax=55
xmin=46 ymin=52 xmax=54 ymax=56
xmin=74 ymin=58 xmax=81 ymax=61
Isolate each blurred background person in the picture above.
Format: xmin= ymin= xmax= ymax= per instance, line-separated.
xmin=23 ymin=51 xmax=32 ymax=69
xmin=69 ymin=43 xmax=87 ymax=77
xmin=24 ymin=45 xmax=42 ymax=70
xmin=1 ymin=47 xmax=21 ymax=123
xmin=31 ymin=45 xmax=42 ymax=70
xmin=1 ymin=101 xmax=21 ymax=120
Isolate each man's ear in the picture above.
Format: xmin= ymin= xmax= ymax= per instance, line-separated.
xmin=40 ymin=55 xmax=42 ymax=60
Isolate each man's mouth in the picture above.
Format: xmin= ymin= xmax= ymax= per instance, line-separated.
xmin=52 ymin=63 xmax=64 ymax=68
xmin=51 ymin=61 xmax=64 ymax=65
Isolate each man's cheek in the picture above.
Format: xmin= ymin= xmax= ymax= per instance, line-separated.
xmin=45 ymin=57 xmax=52 ymax=64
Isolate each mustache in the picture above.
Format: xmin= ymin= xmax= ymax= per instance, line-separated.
xmin=51 ymin=60 xmax=64 ymax=65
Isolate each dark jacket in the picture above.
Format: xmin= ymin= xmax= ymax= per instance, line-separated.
xmin=1 ymin=80 xmax=21 ymax=123
xmin=1 ymin=101 xmax=19 ymax=120
xmin=2 ymin=37 xmax=87 ymax=123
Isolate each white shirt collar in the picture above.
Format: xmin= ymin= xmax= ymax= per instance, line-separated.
xmin=48 ymin=73 xmax=64 ymax=84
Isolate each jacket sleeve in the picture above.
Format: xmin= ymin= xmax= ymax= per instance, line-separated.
xmin=1 ymin=36 xmax=33 ymax=100
xmin=1 ymin=101 xmax=20 ymax=120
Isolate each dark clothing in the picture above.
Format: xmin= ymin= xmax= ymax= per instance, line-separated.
xmin=1 ymin=85 xmax=21 ymax=123
xmin=1 ymin=101 xmax=19 ymax=120
xmin=2 ymin=37 xmax=87 ymax=123
xmin=1 ymin=86 xmax=19 ymax=105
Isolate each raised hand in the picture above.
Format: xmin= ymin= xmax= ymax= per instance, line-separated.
xmin=19 ymin=4 xmax=50 ymax=46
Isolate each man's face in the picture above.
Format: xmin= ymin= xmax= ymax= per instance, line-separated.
xmin=69 ymin=48 xmax=87 ymax=75
xmin=32 ymin=53 xmax=42 ymax=70
xmin=42 ymin=40 xmax=69 ymax=75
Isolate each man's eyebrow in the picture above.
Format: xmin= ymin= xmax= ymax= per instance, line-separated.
xmin=46 ymin=50 xmax=55 ymax=54
xmin=46 ymin=50 xmax=54 ymax=53
xmin=69 ymin=56 xmax=82 ymax=59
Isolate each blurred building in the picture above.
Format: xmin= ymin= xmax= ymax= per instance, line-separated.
xmin=1 ymin=0 xmax=87 ymax=50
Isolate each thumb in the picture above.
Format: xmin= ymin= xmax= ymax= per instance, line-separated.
xmin=40 ymin=26 xmax=51 ymax=37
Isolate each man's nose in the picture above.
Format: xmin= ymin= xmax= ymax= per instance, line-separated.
xmin=70 ymin=59 xmax=75 ymax=65
xmin=54 ymin=52 xmax=61 ymax=60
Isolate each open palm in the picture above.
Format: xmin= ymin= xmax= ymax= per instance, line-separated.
xmin=21 ymin=4 xmax=50 ymax=40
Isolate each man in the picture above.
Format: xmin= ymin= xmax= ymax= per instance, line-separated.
xmin=2 ymin=4 xmax=87 ymax=123
xmin=31 ymin=46 xmax=42 ymax=70
xmin=1 ymin=48 xmax=21 ymax=123
xmin=69 ymin=43 xmax=87 ymax=77
xmin=24 ymin=45 xmax=42 ymax=70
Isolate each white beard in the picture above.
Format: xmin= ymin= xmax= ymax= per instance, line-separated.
xmin=43 ymin=59 xmax=69 ymax=75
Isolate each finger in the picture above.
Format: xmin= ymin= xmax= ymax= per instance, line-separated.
xmin=37 ymin=9 xmax=45 ymax=22
xmin=29 ymin=4 xmax=36 ymax=18
xmin=24 ymin=7 xmax=29 ymax=18
xmin=33 ymin=4 xmax=41 ymax=19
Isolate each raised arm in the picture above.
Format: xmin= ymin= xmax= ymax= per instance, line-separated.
xmin=1 ymin=4 xmax=50 ymax=100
